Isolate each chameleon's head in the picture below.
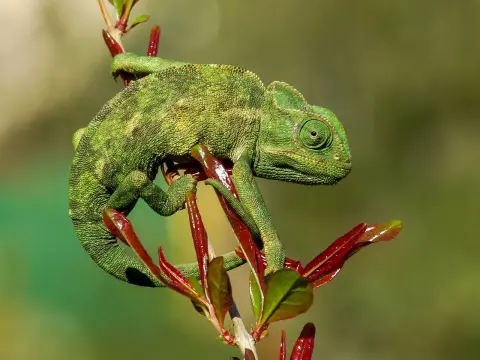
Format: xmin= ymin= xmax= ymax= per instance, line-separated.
xmin=254 ymin=81 xmax=351 ymax=185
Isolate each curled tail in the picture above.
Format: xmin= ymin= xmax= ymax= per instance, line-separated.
xmin=73 ymin=219 xmax=246 ymax=287
xmin=74 ymin=220 xmax=161 ymax=286
xmin=69 ymin=125 xmax=245 ymax=287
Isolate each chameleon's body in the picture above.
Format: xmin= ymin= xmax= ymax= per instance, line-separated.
xmin=69 ymin=53 xmax=351 ymax=287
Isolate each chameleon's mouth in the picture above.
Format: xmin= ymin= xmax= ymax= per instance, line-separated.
xmin=335 ymin=161 xmax=352 ymax=171
xmin=254 ymin=164 xmax=349 ymax=185
xmin=254 ymin=149 xmax=351 ymax=185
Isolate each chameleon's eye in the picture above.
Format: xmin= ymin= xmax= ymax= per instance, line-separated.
xmin=299 ymin=119 xmax=332 ymax=150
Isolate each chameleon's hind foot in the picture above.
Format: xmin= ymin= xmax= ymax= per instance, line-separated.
xmin=160 ymin=174 xmax=197 ymax=215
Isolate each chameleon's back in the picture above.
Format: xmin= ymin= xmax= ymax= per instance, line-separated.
xmin=71 ymin=63 xmax=266 ymax=207
xmin=73 ymin=63 xmax=265 ymax=192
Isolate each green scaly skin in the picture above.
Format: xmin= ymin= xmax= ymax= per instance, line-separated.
xmin=69 ymin=53 xmax=352 ymax=287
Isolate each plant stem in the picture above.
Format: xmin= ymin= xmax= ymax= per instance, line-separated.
xmin=97 ymin=0 xmax=112 ymax=28
xmin=207 ymin=241 xmax=258 ymax=359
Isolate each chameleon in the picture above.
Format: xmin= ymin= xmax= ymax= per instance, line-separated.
xmin=69 ymin=53 xmax=352 ymax=287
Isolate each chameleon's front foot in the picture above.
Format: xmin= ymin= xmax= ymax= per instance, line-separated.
xmin=264 ymin=240 xmax=286 ymax=275
xmin=230 ymin=157 xmax=287 ymax=275
xmin=107 ymin=171 xmax=197 ymax=217
xmin=160 ymin=174 xmax=198 ymax=215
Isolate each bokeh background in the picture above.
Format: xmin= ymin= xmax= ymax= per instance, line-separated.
xmin=1 ymin=1 xmax=479 ymax=359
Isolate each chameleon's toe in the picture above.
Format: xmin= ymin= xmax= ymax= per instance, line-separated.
xmin=264 ymin=242 xmax=286 ymax=275
xmin=162 ymin=174 xmax=198 ymax=215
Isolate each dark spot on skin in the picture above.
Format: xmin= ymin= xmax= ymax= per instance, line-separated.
xmin=125 ymin=267 xmax=156 ymax=287
xmin=131 ymin=126 xmax=141 ymax=137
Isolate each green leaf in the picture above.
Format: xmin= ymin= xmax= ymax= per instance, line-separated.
xmin=113 ymin=0 xmax=125 ymax=18
xmin=206 ymin=257 xmax=233 ymax=327
xmin=359 ymin=220 xmax=402 ymax=244
xmin=259 ymin=269 xmax=313 ymax=327
xmin=249 ymin=272 xmax=263 ymax=321
xmin=129 ymin=14 xmax=150 ymax=30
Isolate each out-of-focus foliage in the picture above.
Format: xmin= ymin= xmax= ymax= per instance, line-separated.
xmin=0 ymin=1 xmax=479 ymax=359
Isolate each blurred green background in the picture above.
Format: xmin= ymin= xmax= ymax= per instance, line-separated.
xmin=1 ymin=1 xmax=479 ymax=359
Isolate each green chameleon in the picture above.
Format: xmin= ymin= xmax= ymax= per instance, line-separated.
xmin=69 ymin=53 xmax=352 ymax=287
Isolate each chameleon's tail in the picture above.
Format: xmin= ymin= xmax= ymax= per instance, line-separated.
xmin=74 ymin=220 xmax=245 ymax=287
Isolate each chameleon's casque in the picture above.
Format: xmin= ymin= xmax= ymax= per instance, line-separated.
xmin=69 ymin=53 xmax=351 ymax=287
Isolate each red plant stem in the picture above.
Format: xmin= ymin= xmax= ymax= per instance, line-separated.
xmin=103 ymin=209 xmax=168 ymax=284
xmin=251 ymin=324 xmax=268 ymax=343
xmin=101 ymin=29 xmax=133 ymax=87
xmin=102 ymin=29 xmax=123 ymax=56
xmin=191 ymin=145 xmax=265 ymax=290
xmin=185 ymin=192 xmax=209 ymax=292
xmin=279 ymin=330 xmax=286 ymax=360
xmin=100 ymin=1 xmax=160 ymax=87
xmin=290 ymin=323 xmax=316 ymax=360
xmin=147 ymin=26 xmax=161 ymax=56
xmin=115 ymin=0 xmax=132 ymax=33
xmin=157 ymin=247 xmax=206 ymax=303
xmin=102 ymin=210 xmax=129 ymax=246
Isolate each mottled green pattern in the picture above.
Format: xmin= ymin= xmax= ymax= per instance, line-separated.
xmin=69 ymin=53 xmax=351 ymax=287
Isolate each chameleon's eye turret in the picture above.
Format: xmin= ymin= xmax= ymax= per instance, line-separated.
xmin=299 ymin=119 xmax=332 ymax=150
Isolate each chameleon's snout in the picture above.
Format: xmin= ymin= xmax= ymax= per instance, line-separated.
xmin=332 ymin=150 xmax=352 ymax=170
xmin=329 ymin=162 xmax=352 ymax=184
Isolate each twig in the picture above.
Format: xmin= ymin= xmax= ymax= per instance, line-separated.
xmin=207 ymin=240 xmax=258 ymax=359
xmin=230 ymin=303 xmax=258 ymax=359
xmin=97 ymin=0 xmax=112 ymax=28
xmin=98 ymin=0 xmax=125 ymax=53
